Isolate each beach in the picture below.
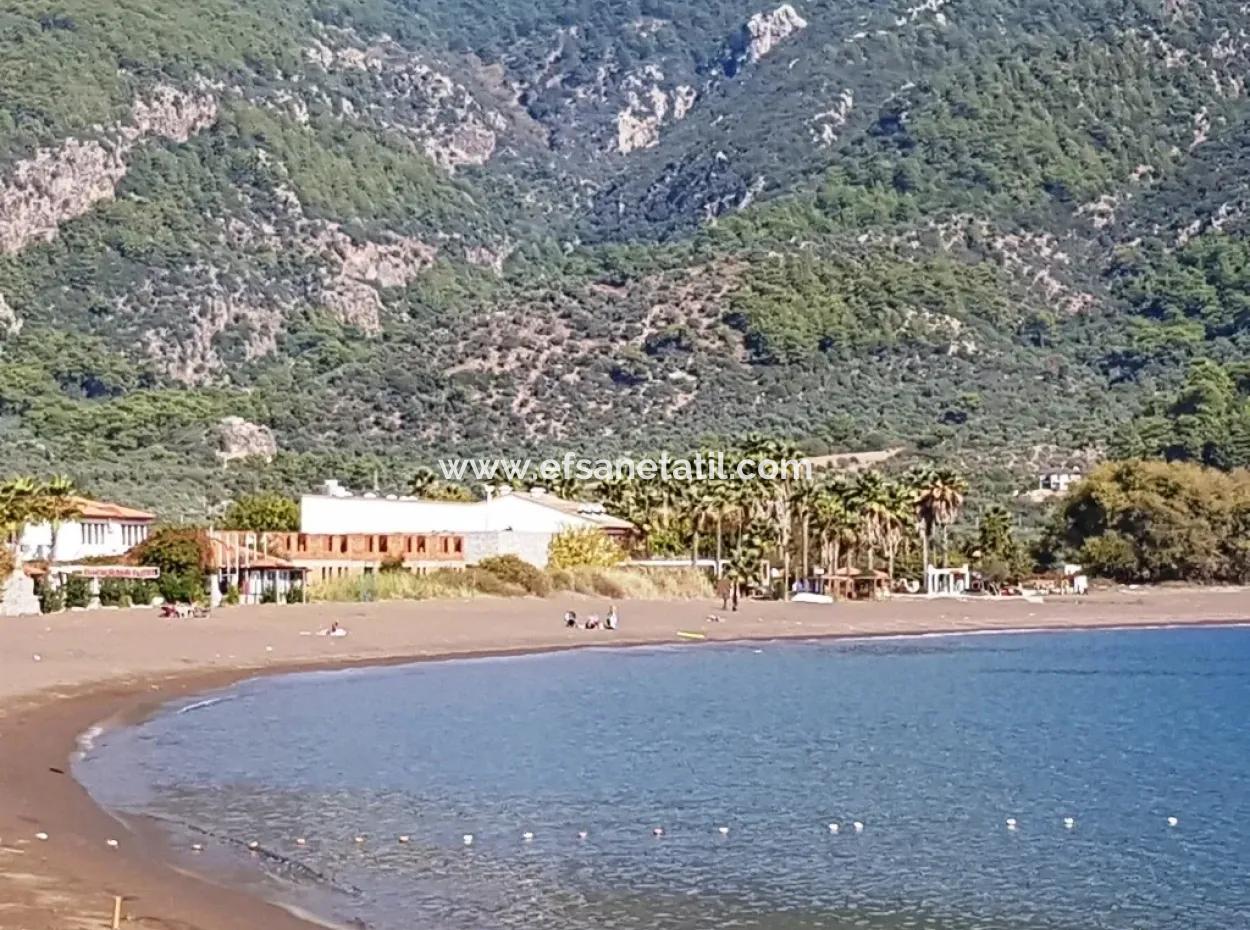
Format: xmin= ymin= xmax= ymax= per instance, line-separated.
xmin=2 ymin=587 xmax=1248 ymax=930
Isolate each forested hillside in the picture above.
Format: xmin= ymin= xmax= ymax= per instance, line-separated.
xmin=3 ymin=0 xmax=1250 ymax=511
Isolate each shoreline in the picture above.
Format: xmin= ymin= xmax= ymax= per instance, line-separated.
xmin=2 ymin=589 xmax=1249 ymax=930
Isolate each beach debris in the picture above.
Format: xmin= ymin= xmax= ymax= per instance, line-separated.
xmin=105 ymin=838 xmax=119 ymax=848
xmin=398 ymin=835 xmax=410 ymax=844
xmin=1005 ymin=818 xmax=1018 ymax=831
xmin=522 ymin=831 xmax=534 ymax=842
xmin=462 ymin=834 xmax=474 ymax=846
xmin=718 ymin=826 xmax=730 ymax=835
xmin=853 ymin=821 xmax=864 ymax=834
xmin=1063 ymin=817 xmax=1075 ymax=829
xmin=828 ymin=823 xmax=840 ymax=834
xmin=652 ymin=826 xmax=665 ymax=837
xmin=1167 ymin=816 xmax=1179 ymax=827
xmin=35 ymin=832 xmax=49 ymax=841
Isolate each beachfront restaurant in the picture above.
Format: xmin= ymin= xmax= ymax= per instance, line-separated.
xmin=206 ymin=532 xmax=309 ymax=605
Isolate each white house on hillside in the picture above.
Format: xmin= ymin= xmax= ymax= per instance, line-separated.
xmin=19 ymin=498 xmax=156 ymax=563
xmin=299 ymin=484 xmax=634 ymax=566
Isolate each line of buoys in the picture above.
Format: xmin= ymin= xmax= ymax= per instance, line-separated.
xmin=230 ymin=813 xmax=1190 ymax=856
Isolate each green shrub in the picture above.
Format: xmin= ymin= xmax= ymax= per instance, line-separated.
xmin=380 ymin=554 xmax=407 ymax=573
xmin=129 ymin=579 xmax=159 ymax=605
xmin=449 ymin=567 xmax=527 ymax=597
xmin=99 ymin=579 xmax=131 ymax=607
xmin=260 ymin=585 xmax=278 ymax=604
xmin=224 ymin=583 xmax=240 ymax=605
xmin=64 ymin=575 xmax=91 ymax=609
xmin=477 ymin=555 xmax=552 ymax=596
xmin=37 ymin=581 xmax=64 ymax=614
xmin=547 ymin=529 xmax=625 ymax=569
xmin=159 ymin=569 xmax=204 ymax=604
xmin=285 ymin=583 xmax=304 ymax=603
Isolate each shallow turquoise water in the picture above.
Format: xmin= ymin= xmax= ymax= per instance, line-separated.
xmin=79 ymin=627 xmax=1250 ymax=929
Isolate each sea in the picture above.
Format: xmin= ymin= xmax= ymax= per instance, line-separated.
xmin=76 ymin=626 xmax=1250 ymax=930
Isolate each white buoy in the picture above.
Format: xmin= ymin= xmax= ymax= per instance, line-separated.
xmin=398 ymin=835 xmax=410 ymax=844
xmin=577 ymin=831 xmax=588 ymax=840
xmin=32 ymin=654 xmax=41 ymax=662
xmin=1063 ymin=817 xmax=1075 ymax=830
xmin=652 ymin=827 xmax=664 ymax=837
xmin=105 ymin=838 xmax=119 ymax=849
xmin=852 ymin=821 xmax=864 ymax=834
xmin=354 ymin=836 xmax=365 ymax=845
xmin=718 ymin=826 xmax=730 ymax=835
xmin=248 ymin=840 xmax=260 ymax=850
xmin=1006 ymin=818 xmax=1018 ymax=831
xmin=522 ymin=831 xmax=534 ymax=842
xmin=1167 ymin=816 xmax=1179 ymax=827
xmin=191 ymin=843 xmax=204 ymax=852
xmin=828 ymin=823 xmax=840 ymax=834
xmin=295 ymin=837 xmax=306 ymax=846
xmin=463 ymin=834 xmax=474 ymax=846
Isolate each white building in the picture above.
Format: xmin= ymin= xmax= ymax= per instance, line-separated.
xmin=299 ymin=484 xmax=634 ymax=567
xmin=1037 ymin=469 xmax=1083 ymax=493
xmin=19 ymin=498 xmax=155 ymax=563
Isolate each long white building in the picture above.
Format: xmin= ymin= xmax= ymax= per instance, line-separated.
xmin=300 ymin=484 xmax=634 ymax=566
xmin=19 ymin=498 xmax=155 ymax=563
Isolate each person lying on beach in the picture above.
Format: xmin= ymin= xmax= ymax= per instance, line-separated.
xmin=318 ymin=622 xmax=349 ymax=637
xmin=564 ymin=610 xmax=578 ymax=628
xmin=584 ymin=615 xmax=600 ymax=630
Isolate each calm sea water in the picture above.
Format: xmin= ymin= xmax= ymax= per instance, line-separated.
xmin=78 ymin=627 xmax=1250 ymax=930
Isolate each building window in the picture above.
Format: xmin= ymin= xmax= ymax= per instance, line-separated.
xmin=379 ymin=536 xmax=388 ymax=553
xmin=83 ymin=522 xmax=108 ymax=546
xmin=119 ymin=523 xmax=148 ymax=548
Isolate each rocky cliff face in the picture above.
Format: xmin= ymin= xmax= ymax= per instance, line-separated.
xmin=0 ymin=85 xmax=217 ymax=255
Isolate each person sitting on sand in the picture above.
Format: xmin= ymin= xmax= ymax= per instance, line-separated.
xmin=605 ymin=605 xmax=618 ymax=630
xmin=564 ymin=610 xmax=578 ymax=628
xmin=584 ymin=614 xmax=600 ymax=630
xmin=319 ymin=621 xmax=349 ymax=637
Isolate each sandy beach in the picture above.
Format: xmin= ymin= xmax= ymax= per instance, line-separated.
xmin=1 ymin=587 xmax=1248 ymax=930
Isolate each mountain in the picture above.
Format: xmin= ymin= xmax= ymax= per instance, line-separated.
xmin=3 ymin=0 xmax=1250 ymax=511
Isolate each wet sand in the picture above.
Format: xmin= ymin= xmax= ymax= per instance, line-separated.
xmin=1 ymin=587 xmax=1247 ymax=930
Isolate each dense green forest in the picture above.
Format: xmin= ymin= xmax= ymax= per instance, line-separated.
xmin=4 ymin=0 xmax=1250 ymax=513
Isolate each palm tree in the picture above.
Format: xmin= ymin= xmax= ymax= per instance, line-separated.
xmin=931 ymin=468 xmax=969 ymax=568
xmin=812 ymin=476 xmax=855 ymax=599
xmin=41 ymin=475 xmax=81 ymax=559
xmin=849 ymin=470 xmax=891 ymax=575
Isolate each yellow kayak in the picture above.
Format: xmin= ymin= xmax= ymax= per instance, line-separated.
xmin=676 ymin=631 xmax=707 ymax=641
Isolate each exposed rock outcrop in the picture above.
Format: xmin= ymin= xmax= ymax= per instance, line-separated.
xmin=216 ymin=416 xmax=279 ymax=463
xmin=0 ymin=85 xmax=217 ymax=256
xmin=615 ymin=73 xmax=699 ymax=153
xmin=811 ymin=89 xmax=854 ymax=145
xmin=0 ymin=291 xmax=21 ymax=338
xmin=742 ymin=4 xmax=808 ymax=63
xmin=307 ymin=33 xmax=503 ymax=171
xmin=316 ymin=230 xmax=437 ymax=331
